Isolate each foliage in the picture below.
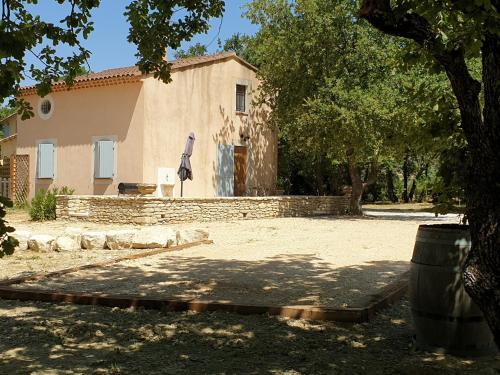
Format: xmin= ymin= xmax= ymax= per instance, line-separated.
xmin=0 ymin=105 xmax=16 ymax=138
xmin=0 ymin=106 xmax=15 ymax=121
xmin=0 ymin=0 xmax=225 ymax=119
xmin=244 ymin=0 xmax=406 ymax=208
xmin=29 ymin=186 xmax=75 ymax=222
xmin=0 ymin=196 xmax=18 ymax=258
xmin=221 ymin=33 xmax=258 ymax=66
xmin=174 ymin=43 xmax=208 ymax=59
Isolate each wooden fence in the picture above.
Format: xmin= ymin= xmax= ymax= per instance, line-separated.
xmin=0 ymin=155 xmax=29 ymax=203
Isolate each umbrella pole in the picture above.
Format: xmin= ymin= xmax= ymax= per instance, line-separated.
xmin=181 ymin=179 xmax=183 ymax=197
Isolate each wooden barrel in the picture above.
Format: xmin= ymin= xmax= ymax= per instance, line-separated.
xmin=410 ymin=224 xmax=498 ymax=357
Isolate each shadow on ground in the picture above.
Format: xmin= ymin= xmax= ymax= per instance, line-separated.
xmin=14 ymin=254 xmax=409 ymax=308
xmin=0 ymin=297 xmax=497 ymax=374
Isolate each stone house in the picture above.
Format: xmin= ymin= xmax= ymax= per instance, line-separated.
xmin=0 ymin=52 xmax=277 ymax=201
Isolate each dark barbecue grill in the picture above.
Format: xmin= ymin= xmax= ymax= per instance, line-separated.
xmin=118 ymin=183 xmax=157 ymax=195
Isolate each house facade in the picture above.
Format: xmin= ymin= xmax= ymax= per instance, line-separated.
xmin=2 ymin=52 xmax=277 ymax=201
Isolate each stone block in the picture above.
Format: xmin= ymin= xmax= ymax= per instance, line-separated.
xmin=28 ymin=235 xmax=56 ymax=252
xmin=132 ymin=228 xmax=177 ymax=249
xmin=176 ymin=229 xmax=209 ymax=246
xmin=106 ymin=230 xmax=136 ymax=250
xmin=55 ymin=235 xmax=81 ymax=251
xmin=81 ymin=231 xmax=107 ymax=250
xmin=13 ymin=230 xmax=32 ymax=251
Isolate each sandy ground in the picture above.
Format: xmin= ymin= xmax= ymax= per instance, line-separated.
xmin=1 ymin=209 xmax=497 ymax=374
xmin=12 ymin=213 xmax=458 ymax=307
xmin=0 ymin=297 xmax=497 ymax=374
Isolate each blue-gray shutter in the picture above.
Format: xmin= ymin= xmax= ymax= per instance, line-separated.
xmin=95 ymin=140 xmax=114 ymax=178
xmin=37 ymin=143 xmax=54 ymax=179
xmin=216 ymin=144 xmax=234 ymax=196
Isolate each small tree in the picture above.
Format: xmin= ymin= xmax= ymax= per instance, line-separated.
xmin=0 ymin=197 xmax=18 ymax=258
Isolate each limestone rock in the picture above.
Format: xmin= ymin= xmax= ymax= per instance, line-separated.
xmin=28 ymin=235 xmax=56 ymax=252
xmin=55 ymin=235 xmax=81 ymax=251
xmin=13 ymin=230 xmax=32 ymax=251
xmin=56 ymin=227 xmax=82 ymax=251
xmin=81 ymin=231 xmax=106 ymax=250
xmin=106 ymin=230 xmax=136 ymax=250
xmin=132 ymin=228 xmax=176 ymax=249
xmin=176 ymin=229 xmax=209 ymax=246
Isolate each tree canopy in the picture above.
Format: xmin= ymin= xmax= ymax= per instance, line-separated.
xmin=245 ymin=0 xmax=448 ymax=212
xmin=173 ymin=43 xmax=208 ymax=59
xmin=360 ymin=0 xmax=500 ymax=349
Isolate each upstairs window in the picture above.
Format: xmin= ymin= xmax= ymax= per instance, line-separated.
xmin=37 ymin=95 xmax=54 ymax=120
xmin=236 ymin=84 xmax=247 ymax=112
xmin=37 ymin=143 xmax=55 ymax=179
xmin=94 ymin=139 xmax=115 ymax=179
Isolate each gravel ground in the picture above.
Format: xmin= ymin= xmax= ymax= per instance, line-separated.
xmin=12 ymin=214 xmax=456 ymax=307
xmin=0 ymin=298 xmax=497 ymax=375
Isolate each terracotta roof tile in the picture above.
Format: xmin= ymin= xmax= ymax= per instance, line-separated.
xmin=20 ymin=51 xmax=252 ymax=94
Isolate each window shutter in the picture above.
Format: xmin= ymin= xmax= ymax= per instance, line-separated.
xmin=95 ymin=140 xmax=114 ymax=178
xmin=37 ymin=143 xmax=54 ymax=178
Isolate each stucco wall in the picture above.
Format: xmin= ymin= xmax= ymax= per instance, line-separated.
xmin=143 ymin=58 xmax=277 ymax=197
xmin=16 ymin=56 xmax=276 ymax=200
xmin=56 ymin=195 xmax=350 ymax=224
xmin=17 ymin=82 xmax=145 ymax=198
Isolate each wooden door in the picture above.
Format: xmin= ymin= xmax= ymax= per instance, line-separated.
xmin=234 ymin=146 xmax=247 ymax=196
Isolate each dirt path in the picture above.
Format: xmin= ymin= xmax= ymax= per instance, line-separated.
xmin=0 ymin=298 xmax=497 ymax=374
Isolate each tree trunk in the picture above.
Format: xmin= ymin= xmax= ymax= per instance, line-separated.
xmin=359 ymin=0 xmax=500 ymax=348
xmin=408 ymin=179 xmax=416 ymax=202
xmin=408 ymin=163 xmax=427 ymax=202
xmin=402 ymin=153 xmax=410 ymax=203
xmin=347 ymin=149 xmax=378 ymax=215
xmin=462 ymin=33 xmax=500 ymax=349
xmin=386 ymin=167 xmax=398 ymax=202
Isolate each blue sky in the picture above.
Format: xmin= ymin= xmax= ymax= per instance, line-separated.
xmin=26 ymin=1 xmax=258 ymax=77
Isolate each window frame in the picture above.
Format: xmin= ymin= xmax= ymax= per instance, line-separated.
xmin=37 ymin=95 xmax=55 ymax=120
xmin=235 ymin=84 xmax=247 ymax=113
xmin=234 ymin=79 xmax=251 ymax=115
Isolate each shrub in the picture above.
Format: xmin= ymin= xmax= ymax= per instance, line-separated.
xmin=0 ymin=196 xmax=18 ymax=257
xmin=29 ymin=186 xmax=75 ymax=221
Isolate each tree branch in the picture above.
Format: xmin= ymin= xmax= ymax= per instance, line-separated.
xmin=362 ymin=158 xmax=378 ymax=189
xmin=359 ymin=0 xmax=483 ymax=145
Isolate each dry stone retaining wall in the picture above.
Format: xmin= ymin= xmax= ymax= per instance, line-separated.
xmin=56 ymin=196 xmax=351 ymax=225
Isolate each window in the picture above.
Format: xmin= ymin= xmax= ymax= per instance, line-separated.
xmin=2 ymin=124 xmax=10 ymax=138
xmin=236 ymin=84 xmax=246 ymax=112
xmin=37 ymin=143 xmax=55 ymax=179
xmin=37 ymin=95 xmax=54 ymax=120
xmin=94 ymin=139 xmax=115 ymax=178
xmin=40 ymin=100 xmax=51 ymax=115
